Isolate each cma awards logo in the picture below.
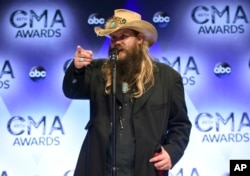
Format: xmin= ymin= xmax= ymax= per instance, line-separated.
xmin=64 ymin=170 xmax=74 ymax=176
xmin=160 ymin=56 xmax=200 ymax=86
xmin=10 ymin=9 xmax=66 ymax=38
xmin=195 ymin=112 xmax=250 ymax=143
xmin=191 ymin=5 xmax=249 ymax=34
xmin=169 ymin=168 xmax=201 ymax=176
xmin=214 ymin=62 xmax=231 ymax=78
xmin=29 ymin=66 xmax=46 ymax=81
xmin=7 ymin=116 xmax=65 ymax=146
xmin=0 ymin=170 xmax=75 ymax=176
xmin=152 ymin=11 xmax=170 ymax=28
xmin=0 ymin=171 xmax=8 ymax=176
xmin=0 ymin=60 xmax=15 ymax=89
xmin=87 ymin=13 xmax=105 ymax=27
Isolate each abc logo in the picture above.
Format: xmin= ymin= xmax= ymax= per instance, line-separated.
xmin=153 ymin=11 xmax=170 ymax=28
xmin=29 ymin=66 xmax=46 ymax=81
xmin=88 ymin=13 xmax=105 ymax=25
xmin=214 ymin=62 xmax=231 ymax=77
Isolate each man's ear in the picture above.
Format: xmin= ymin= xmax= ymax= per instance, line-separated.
xmin=137 ymin=33 xmax=144 ymax=44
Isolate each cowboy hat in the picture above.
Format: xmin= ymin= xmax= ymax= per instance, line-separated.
xmin=94 ymin=9 xmax=158 ymax=46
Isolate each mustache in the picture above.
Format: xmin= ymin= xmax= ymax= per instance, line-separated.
xmin=109 ymin=46 xmax=124 ymax=53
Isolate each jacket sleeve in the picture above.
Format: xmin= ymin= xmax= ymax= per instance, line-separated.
xmin=163 ymin=71 xmax=192 ymax=167
xmin=62 ymin=61 xmax=91 ymax=99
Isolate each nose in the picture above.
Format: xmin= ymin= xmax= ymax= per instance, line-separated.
xmin=111 ymin=42 xmax=121 ymax=50
xmin=111 ymin=39 xmax=122 ymax=46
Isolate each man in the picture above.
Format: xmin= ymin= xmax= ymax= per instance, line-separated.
xmin=63 ymin=9 xmax=192 ymax=176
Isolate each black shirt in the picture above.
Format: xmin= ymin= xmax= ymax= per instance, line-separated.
xmin=106 ymin=88 xmax=135 ymax=176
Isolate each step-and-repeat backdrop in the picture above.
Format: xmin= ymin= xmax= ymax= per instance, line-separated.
xmin=0 ymin=0 xmax=249 ymax=176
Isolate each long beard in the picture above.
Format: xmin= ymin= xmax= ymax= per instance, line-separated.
xmin=116 ymin=45 xmax=143 ymax=84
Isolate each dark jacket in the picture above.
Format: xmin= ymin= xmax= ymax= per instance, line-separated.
xmin=62 ymin=59 xmax=192 ymax=176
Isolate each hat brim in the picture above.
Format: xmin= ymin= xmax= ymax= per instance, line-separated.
xmin=94 ymin=20 xmax=158 ymax=46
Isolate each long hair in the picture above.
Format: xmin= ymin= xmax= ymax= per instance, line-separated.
xmin=102 ymin=40 xmax=155 ymax=98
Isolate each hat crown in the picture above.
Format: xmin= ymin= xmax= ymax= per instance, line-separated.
xmin=114 ymin=9 xmax=141 ymax=22
xmin=94 ymin=9 xmax=158 ymax=46
xmin=105 ymin=9 xmax=141 ymax=30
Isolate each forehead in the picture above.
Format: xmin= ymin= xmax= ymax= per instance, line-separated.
xmin=110 ymin=29 xmax=135 ymax=37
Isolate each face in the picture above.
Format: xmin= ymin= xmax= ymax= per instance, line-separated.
xmin=109 ymin=29 xmax=143 ymax=61
xmin=109 ymin=29 xmax=144 ymax=83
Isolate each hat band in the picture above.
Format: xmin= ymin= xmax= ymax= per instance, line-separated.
xmin=105 ymin=16 xmax=127 ymax=29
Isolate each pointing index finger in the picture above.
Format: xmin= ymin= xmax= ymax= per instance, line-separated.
xmin=77 ymin=45 xmax=84 ymax=53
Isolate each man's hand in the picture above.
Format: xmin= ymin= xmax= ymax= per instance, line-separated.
xmin=149 ymin=146 xmax=172 ymax=171
xmin=74 ymin=45 xmax=93 ymax=69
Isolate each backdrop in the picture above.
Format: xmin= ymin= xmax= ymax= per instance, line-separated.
xmin=0 ymin=0 xmax=249 ymax=176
